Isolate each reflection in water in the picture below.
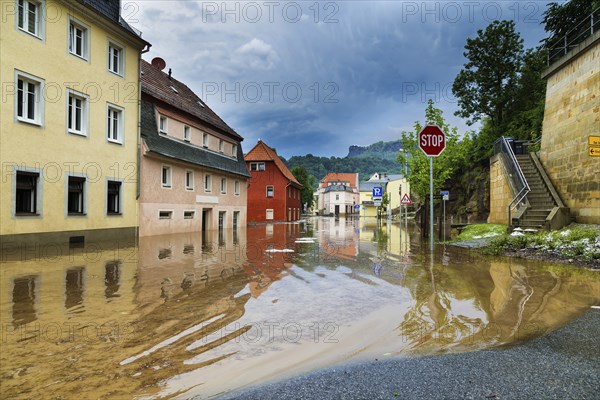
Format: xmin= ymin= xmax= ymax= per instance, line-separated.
xmin=104 ymin=261 xmax=121 ymax=299
xmin=65 ymin=267 xmax=85 ymax=312
xmin=12 ymin=276 xmax=37 ymax=327
xmin=0 ymin=220 xmax=598 ymax=400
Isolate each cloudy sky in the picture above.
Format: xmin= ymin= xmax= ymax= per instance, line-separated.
xmin=129 ymin=1 xmax=550 ymax=158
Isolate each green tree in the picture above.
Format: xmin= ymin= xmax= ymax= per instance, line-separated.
xmin=452 ymin=20 xmax=524 ymax=131
xmin=291 ymin=166 xmax=316 ymax=211
xmin=543 ymin=0 xmax=600 ymax=47
xmin=397 ymin=100 xmax=471 ymax=202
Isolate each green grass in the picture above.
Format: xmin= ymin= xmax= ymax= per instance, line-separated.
xmin=484 ymin=224 xmax=600 ymax=261
xmin=456 ymin=224 xmax=507 ymax=241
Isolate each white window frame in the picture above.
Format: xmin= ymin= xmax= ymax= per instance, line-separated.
xmin=202 ymin=132 xmax=208 ymax=147
xmin=232 ymin=144 xmax=237 ymax=157
xmin=106 ymin=103 xmax=124 ymax=144
xmin=68 ymin=17 xmax=90 ymax=60
xmin=159 ymin=115 xmax=167 ymax=133
xmin=17 ymin=0 xmax=44 ymax=39
xmin=184 ymin=210 xmax=195 ymax=219
xmin=234 ymin=180 xmax=240 ymax=196
xmin=219 ymin=139 xmax=224 ymax=153
xmin=66 ymin=89 xmax=89 ymax=136
xmin=159 ymin=210 xmax=173 ymax=219
xmin=15 ymin=70 xmax=44 ymax=126
xmin=185 ymin=170 xmax=194 ymax=191
xmin=266 ymin=209 xmax=274 ymax=220
xmin=204 ymin=174 xmax=212 ymax=192
xmin=220 ymin=177 xmax=227 ymax=194
xmin=183 ymin=125 xmax=191 ymax=142
xmin=266 ymin=185 xmax=274 ymax=198
xmin=107 ymin=40 xmax=125 ymax=76
xmin=161 ymin=165 xmax=172 ymax=189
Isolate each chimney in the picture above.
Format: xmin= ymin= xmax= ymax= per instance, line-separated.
xmin=168 ymin=68 xmax=172 ymax=79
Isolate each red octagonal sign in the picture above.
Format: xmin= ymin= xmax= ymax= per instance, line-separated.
xmin=419 ymin=125 xmax=446 ymax=157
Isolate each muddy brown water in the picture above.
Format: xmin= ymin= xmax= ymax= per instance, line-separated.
xmin=1 ymin=217 xmax=599 ymax=399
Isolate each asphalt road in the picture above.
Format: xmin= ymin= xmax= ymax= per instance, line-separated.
xmin=212 ymin=309 xmax=600 ymax=400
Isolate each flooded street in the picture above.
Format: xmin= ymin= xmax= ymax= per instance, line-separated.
xmin=1 ymin=217 xmax=599 ymax=399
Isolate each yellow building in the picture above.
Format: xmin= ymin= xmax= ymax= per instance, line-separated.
xmin=1 ymin=0 xmax=150 ymax=245
xmin=359 ymin=173 xmax=410 ymax=218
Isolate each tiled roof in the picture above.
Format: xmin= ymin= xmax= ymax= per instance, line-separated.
xmin=245 ymin=140 xmax=302 ymax=188
xmin=141 ymin=60 xmax=242 ymax=141
xmin=359 ymin=182 xmax=383 ymax=192
xmin=324 ymin=184 xmax=354 ymax=193
xmin=321 ymin=173 xmax=358 ymax=187
xmin=140 ymin=100 xmax=250 ymax=178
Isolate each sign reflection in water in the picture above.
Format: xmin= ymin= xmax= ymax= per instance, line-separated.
xmin=1 ymin=217 xmax=598 ymax=399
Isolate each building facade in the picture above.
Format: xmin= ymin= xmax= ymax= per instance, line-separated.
xmin=139 ymin=60 xmax=249 ymax=236
xmin=316 ymin=173 xmax=359 ymax=215
xmin=245 ymin=140 xmax=303 ymax=223
xmin=1 ymin=0 xmax=150 ymax=245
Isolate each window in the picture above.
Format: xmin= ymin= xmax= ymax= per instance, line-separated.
xmin=220 ymin=177 xmax=227 ymax=194
xmin=159 ymin=116 xmax=167 ymax=133
xmin=107 ymin=180 xmax=121 ymax=214
xmin=219 ymin=140 xmax=224 ymax=153
xmin=184 ymin=211 xmax=195 ymax=219
xmin=16 ymin=72 xmax=42 ymax=125
xmin=204 ymin=174 xmax=212 ymax=192
xmin=234 ymin=180 xmax=240 ymax=196
xmin=336 ymin=194 xmax=339 ymax=201
xmin=232 ymin=144 xmax=237 ymax=156
xmin=69 ymin=19 xmax=88 ymax=59
xmin=266 ymin=209 xmax=274 ymax=220
xmin=218 ymin=211 xmax=226 ymax=229
xmin=233 ymin=211 xmax=240 ymax=229
xmin=67 ymin=176 xmax=85 ymax=214
xmin=15 ymin=171 xmax=38 ymax=215
xmin=250 ymin=162 xmax=265 ymax=171
xmin=159 ymin=210 xmax=172 ymax=219
xmin=17 ymin=0 xmax=42 ymax=37
xmin=266 ymin=185 xmax=274 ymax=198
xmin=107 ymin=105 xmax=123 ymax=143
xmin=67 ymin=90 xmax=88 ymax=136
xmin=161 ymin=166 xmax=171 ymax=188
xmin=184 ymin=125 xmax=190 ymax=141
xmin=202 ymin=132 xmax=208 ymax=147
xmin=185 ymin=171 xmax=194 ymax=191
xmin=108 ymin=42 xmax=124 ymax=75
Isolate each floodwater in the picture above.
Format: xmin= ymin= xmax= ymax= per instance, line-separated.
xmin=1 ymin=217 xmax=599 ymax=399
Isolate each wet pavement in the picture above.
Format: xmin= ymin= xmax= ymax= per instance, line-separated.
xmin=1 ymin=217 xmax=599 ymax=399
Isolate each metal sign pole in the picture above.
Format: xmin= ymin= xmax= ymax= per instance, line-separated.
xmin=429 ymin=156 xmax=434 ymax=252
xmin=443 ymin=198 xmax=446 ymax=242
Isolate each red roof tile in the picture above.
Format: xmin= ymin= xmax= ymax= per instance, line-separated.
xmin=245 ymin=140 xmax=302 ymax=188
xmin=321 ymin=173 xmax=358 ymax=187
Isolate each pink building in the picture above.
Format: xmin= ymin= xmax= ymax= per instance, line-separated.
xmin=139 ymin=60 xmax=249 ymax=236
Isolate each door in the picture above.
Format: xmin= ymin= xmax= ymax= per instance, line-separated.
xmin=334 ymin=205 xmax=340 ymax=216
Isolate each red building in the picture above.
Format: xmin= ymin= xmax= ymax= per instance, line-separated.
xmin=245 ymin=140 xmax=303 ymax=222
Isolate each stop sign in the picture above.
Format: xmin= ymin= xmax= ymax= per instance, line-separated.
xmin=419 ymin=125 xmax=446 ymax=157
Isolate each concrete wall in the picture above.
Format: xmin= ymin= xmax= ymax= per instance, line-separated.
xmin=488 ymin=154 xmax=512 ymax=225
xmin=540 ymin=33 xmax=600 ymax=224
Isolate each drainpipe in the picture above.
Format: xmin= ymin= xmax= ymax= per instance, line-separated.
xmin=137 ymin=44 xmax=151 ymax=239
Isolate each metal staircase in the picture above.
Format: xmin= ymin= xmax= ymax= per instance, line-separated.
xmin=513 ymin=153 xmax=570 ymax=230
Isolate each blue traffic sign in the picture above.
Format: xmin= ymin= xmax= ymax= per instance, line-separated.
xmin=372 ymin=186 xmax=383 ymax=197
xmin=354 ymin=204 xmax=361 ymax=210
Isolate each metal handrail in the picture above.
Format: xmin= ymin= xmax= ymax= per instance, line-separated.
xmin=547 ymin=7 xmax=600 ymax=65
xmin=493 ymin=137 xmax=530 ymax=228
